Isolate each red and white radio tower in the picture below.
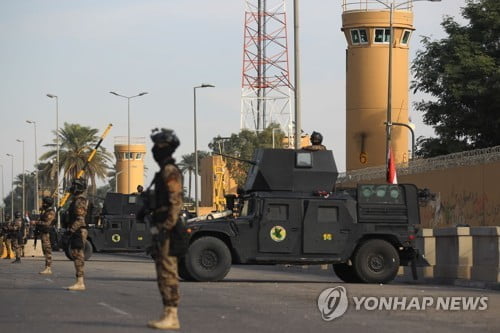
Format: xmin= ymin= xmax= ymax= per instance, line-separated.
xmin=241 ymin=0 xmax=293 ymax=133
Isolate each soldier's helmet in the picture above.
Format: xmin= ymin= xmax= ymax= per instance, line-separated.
xmin=42 ymin=196 xmax=54 ymax=206
xmin=310 ymin=131 xmax=323 ymax=145
xmin=151 ymin=128 xmax=180 ymax=161
xmin=14 ymin=211 xmax=22 ymax=218
xmin=69 ymin=178 xmax=87 ymax=195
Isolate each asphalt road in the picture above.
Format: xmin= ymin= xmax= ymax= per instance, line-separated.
xmin=0 ymin=252 xmax=498 ymax=333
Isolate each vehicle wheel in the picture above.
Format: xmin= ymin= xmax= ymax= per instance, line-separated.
xmin=64 ymin=240 xmax=93 ymax=261
xmin=177 ymin=257 xmax=195 ymax=281
xmin=184 ymin=236 xmax=231 ymax=282
xmin=333 ymin=263 xmax=362 ymax=283
xmin=352 ymin=239 xmax=400 ymax=284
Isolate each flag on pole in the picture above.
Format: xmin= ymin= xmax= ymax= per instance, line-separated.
xmin=386 ymin=147 xmax=398 ymax=184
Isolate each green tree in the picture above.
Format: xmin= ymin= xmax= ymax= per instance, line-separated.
xmin=411 ymin=0 xmax=500 ymax=157
xmin=40 ymin=122 xmax=113 ymax=196
xmin=208 ymin=124 xmax=285 ymax=187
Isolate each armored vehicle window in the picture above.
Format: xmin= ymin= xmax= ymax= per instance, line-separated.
xmin=296 ymin=152 xmax=312 ymax=168
xmin=359 ymin=185 xmax=405 ymax=204
xmin=318 ymin=206 xmax=338 ymax=223
xmin=267 ymin=204 xmax=289 ymax=221
xmin=128 ymin=196 xmax=137 ymax=204
xmin=240 ymin=199 xmax=254 ymax=217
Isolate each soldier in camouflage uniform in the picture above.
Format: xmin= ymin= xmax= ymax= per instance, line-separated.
xmin=65 ymin=179 xmax=89 ymax=291
xmin=36 ymin=196 xmax=56 ymax=274
xmin=9 ymin=211 xmax=23 ymax=263
xmin=1 ymin=214 xmax=12 ymax=259
xmin=303 ymin=131 xmax=327 ymax=151
xmin=147 ymin=128 xmax=183 ymax=330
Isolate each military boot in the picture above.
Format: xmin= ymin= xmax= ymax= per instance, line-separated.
xmin=147 ymin=307 xmax=180 ymax=330
xmin=66 ymin=277 xmax=85 ymax=291
xmin=12 ymin=258 xmax=21 ymax=264
xmin=39 ymin=266 xmax=52 ymax=275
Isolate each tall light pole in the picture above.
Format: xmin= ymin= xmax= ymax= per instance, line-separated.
xmin=16 ymin=139 xmax=25 ymax=215
xmin=0 ymin=164 xmax=4 ymax=220
xmin=193 ymin=83 xmax=215 ymax=216
xmin=293 ymin=0 xmax=301 ymax=149
xmin=375 ymin=0 xmax=441 ymax=168
xmin=46 ymin=93 xmax=60 ymax=226
xmin=26 ymin=120 xmax=39 ymax=212
xmin=109 ymin=91 xmax=148 ymax=194
xmin=6 ymin=153 xmax=14 ymax=218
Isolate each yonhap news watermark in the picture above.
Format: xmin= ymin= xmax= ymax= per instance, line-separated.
xmin=317 ymin=286 xmax=489 ymax=321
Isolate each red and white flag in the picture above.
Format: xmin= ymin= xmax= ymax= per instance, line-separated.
xmin=386 ymin=147 xmax=398 ymax=184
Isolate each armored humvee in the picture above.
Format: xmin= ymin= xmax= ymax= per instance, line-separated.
xmin=178 ymin=148 xmax=424 ymax=284
xmin=61 ymin=192 xmax=152 ymax=260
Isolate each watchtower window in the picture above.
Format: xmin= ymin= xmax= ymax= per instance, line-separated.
xmin=374 ymin=28 xmax=391 ymax=44
xmin=350 ymin=29 xmax=368 ymax=45
xmin=401 ymin=30 xmax=412 ymax=45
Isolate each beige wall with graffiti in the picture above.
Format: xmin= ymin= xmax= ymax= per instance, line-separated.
xmin=401 ymin=162 xmax=500 ymax=228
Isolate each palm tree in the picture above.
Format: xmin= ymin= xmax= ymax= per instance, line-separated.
xmin=178 ymin=151 xmax=209 ymax=202
xmin=40 ymin=122 xmax=113 ymax=196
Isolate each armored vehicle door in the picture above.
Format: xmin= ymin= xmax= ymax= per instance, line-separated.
xmin=102 ymin=215 xmax=132 ymax=249
xmin=302 ymin=200 xmax=349 ymax=254
xmin=258 ymin=199 xmax=300 ymax=253
xmin=128 ymin=219 xmax=150 ymax=249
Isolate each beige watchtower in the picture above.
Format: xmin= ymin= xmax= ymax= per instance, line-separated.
xmin=342 ymin=0 xmax=415 ymax=170
xmin=114 ymin=137 xmax=146 ymax=194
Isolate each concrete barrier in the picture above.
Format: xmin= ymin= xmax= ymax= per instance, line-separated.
xmin=398 ymin=227 xmax=500 ymax=288
xmin=23 ymin=239 xmax=44 ymax=257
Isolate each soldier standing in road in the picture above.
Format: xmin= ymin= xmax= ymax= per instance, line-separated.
xmin=9 ymin=211 xmax=24 ymax=263
xmin=1 ymin=214 xmax=12 ymax=259
xmin=36 ymin=196 xmax=56 ymax=275
xmin=147 ymin=128 xmax=183 ymax=330
xmin=65 ymin=179 xmax=89 ymax=291
xmin=303 ymin=131 xmax=327 ymax=151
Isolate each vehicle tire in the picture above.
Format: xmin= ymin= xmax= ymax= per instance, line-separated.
xmin=64 ymin=240 xmax=93 ymax=261
xmin=352 ymin=239 xmax=400 ymax=284
xmin=333 ymin=263 xmax=362 ymax=283
xmin=177 ymin=257 xmax=195 ymax=281
xmin=184 ymin=236 xmax=231 ymax=282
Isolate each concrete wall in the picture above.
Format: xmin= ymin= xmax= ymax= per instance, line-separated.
xmin=399 ymin=227 xmax=500 ymax=287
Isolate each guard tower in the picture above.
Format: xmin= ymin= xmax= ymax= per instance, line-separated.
xmin=342 ymin=0 xmax=415 ymax=170
xmin=114 ymin=137 xmax=146 ymax=194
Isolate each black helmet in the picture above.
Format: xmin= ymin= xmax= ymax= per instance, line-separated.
xmin=42 ymin=196 xmax=54 ymax=206
xmin=14 ymin=211 xmax=22 ymax=218
xmin=310 ymin=131 xmax=323 ymax=145
xmin=69 ymin=178 xmax=87 ymax=195
xmin=151 ymin=128 xmax=180 ymax=150
xmin=151 ymin=128 xmax=180 ymax=163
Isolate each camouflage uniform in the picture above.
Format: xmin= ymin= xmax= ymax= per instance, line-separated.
xmin=1 ymin=217 xmax=12 ymax=259
xmin=153 ymin=162 xmax=183 ymax=307
xmin=9 ymin=216 xmax=23 ymax=261
xmin=303 ymin=144 xmax=327 ymax=151
xmin=38 ymin=206 xmax=56 ymax=268
xmin=68 ymin=195 xmax=89 ymax=278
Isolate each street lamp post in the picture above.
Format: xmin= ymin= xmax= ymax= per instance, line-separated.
xmin=375 ymin=0 xmax=442 ymax=168
xmin=16 ymin=139 xmax=25 ymax=215
xmin=272 ymin=128 xmax=279 ymax=148
xmin=109 ymin=91 xmax=148 ymax=194
xmin=115 ymin=170 xmax=124 ymax=193
xmin=293 ymin=0 xmax=301 ymax=149
xmin=26 ymin=120 xmax=39 ymax=212
xmin=193 ymin=83 xmax=215 ymax=216
xmin=46 ymin=93 xmax=60 ymax=227
xmin=6 ymin=153 xmax=14 ymax=218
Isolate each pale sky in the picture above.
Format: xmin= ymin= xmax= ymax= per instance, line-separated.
xmin=0 ymin=0 xmax=468 ymax=191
